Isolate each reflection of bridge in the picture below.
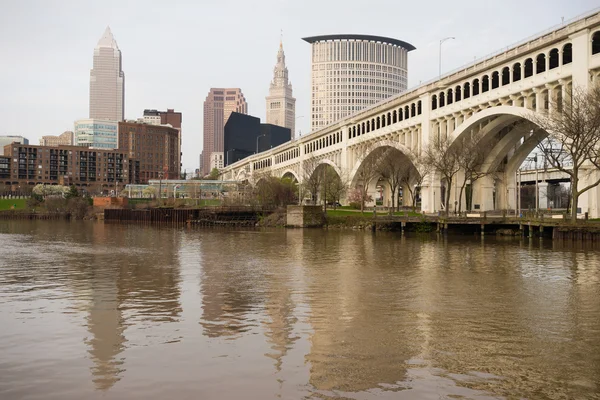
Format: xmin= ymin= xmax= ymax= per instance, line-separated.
xmin=222 ymin=10 xmax=600 ymax=217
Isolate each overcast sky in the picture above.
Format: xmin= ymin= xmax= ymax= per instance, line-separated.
xmin=0 ymin=0 xmax=597 ymax=172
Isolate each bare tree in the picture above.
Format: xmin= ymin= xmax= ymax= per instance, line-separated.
xmin=402 ymin=150 xmax=430 ymax=212
xmin=376 ymin=149 xmax=409 ymax=212
xmin=323 ymin=166 xmax=349 ymax=210
xmin=353 ymin=145 xmax=381 ymax=213
xmin=423 ymin=134 xmax=461 ymax=216
xmin=301 ymin=156 xmax=323 ymax=205
xmin=530 ymin=83 xmax=600 ymax=222
xmin=456 ymin=132 xmax=490 ymax=213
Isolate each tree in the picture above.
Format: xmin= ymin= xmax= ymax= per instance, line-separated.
xmin=376 ymin=149 xmax=412 ymax=212
xmin=423 ymin=134 xmax=461 ymax=216
xmin=456 ymin=132 xmax=490 ymax=213
xmin=353 ymin=146 xmax=381 ymax=213
xmin=208 ymin=168 xmax=220 ymax=180
xmin=65 ymin=185 xmax=79 ymax=199
xmin=322 ymin=165 xmax=349 ymax=210
xmin=142 ymin=186 xmax=157 ymax=199
xmin=402 ymin=150 xmax=430 ymax=212
xmin=301 ymin=156 xmax=323 ymax=205
xmin=530 ymin=83 xmax=600 ymax=222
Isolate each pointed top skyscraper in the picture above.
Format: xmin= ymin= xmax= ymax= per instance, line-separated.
xmin=266 ymin=40 xmax=296 ymax=138
xmin=89 ymin=27 xmax=124 ymax=121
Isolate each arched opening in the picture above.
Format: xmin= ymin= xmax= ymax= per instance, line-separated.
xmin=399 ymin=108 xmax=404 ymax=121
xmin=376 ymin=117 xmax=381 ymax=130
xmin=387 ymin=112 xmax=391 ymax=125
xmin=482 ymin=75 xmax=489 ymax=93
xmin=455 ymin=86 xmax=462 ymax=101
xmin=536 ymin=53 xmax=546 ymax=74
xmin=472 ymin=79 xmax=480 ymax=96
xmin=353 ymin=126 xmax=356 ymax=137
xmin=439 ymin=92 xmax=446 ymax=107
xmin=464 ymin=82 xmax=471 ymax=99
xmin=513 ymin=63 xmax=522 ymax=82
xmin=491 ymin=71 xmax=499 ymax=89
xmin=501 ymin=67 xmax=510 ymax=86
xmin=366 ymin=121 xmax=370 ymax=133
xmin=447 ymin=89 xmax=454 ymax=105
xmin=411 ymin=103 xmax=416 ymax=117
xmin=563 ymin=43 xmax=572 ymax=64
xmin=381 ymin=115 xmax=386 ymax=128
xmin=524 ymin=58 xmax=533 ymax=78
xmin=417 ymin=101 xmax=422 ymax=115
xmin=593 ymin=31 xmax=600 ymax=55
xmin=431 ymin=95 xmax=437 ymax=111
xmin=371 ymin=118 xmax=375 ymax=130
xmin=404 ymin=106 xmax=410 ymax=119
xmin=549 ymin=48 xmax=559 ymax=69
xmin=350 ymin=144 xmax=418 ymax=211
xmin=392 ymin=110 xmax=397 ymax=123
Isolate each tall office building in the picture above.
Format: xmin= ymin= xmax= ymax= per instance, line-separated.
xmin=90 ymin=27 xmax=125 ymax=121
xmin=266 ymin=41 xmax=296 ymax=138
xmin=201 ymin=88 xmax=247 ymax=175
xmin=302 ymin=34 xmax=415 ymax=130
xmin=143 ymin=109 xmax=183 ymax=172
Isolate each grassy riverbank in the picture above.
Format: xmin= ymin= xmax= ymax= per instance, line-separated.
xmin=0 ymin=199 xmax=27 ymax=210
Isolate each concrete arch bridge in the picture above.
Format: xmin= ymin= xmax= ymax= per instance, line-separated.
xmin=222 ymin=10 xmax=600 ymax=217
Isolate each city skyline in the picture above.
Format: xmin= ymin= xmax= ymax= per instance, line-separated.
xmin=0 ymin=0 xmax=596 ymax=173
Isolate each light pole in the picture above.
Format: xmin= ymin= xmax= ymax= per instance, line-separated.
xmin=295 ymin=115 xmax=304 ymax=139
xmin=439 ymin=37 xmax=455 ymax=78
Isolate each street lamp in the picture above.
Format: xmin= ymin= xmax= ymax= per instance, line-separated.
xmin=295 ymin=115 xmax=305 ymax=139
xmin=439 ymin=37 xmax=455 ymax=78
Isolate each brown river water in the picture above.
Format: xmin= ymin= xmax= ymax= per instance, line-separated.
xmin=0 ymin=221 xmax=599 ymax=399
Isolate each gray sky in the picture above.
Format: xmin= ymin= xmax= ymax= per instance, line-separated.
xmin=0 ymin=0 xmax=597 ymax=172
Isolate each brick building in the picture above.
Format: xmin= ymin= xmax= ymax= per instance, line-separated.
xmin=1 ymin=144 xmax=139 ymax=193
xmin=118 ymin=121 xmax=180 ymax=183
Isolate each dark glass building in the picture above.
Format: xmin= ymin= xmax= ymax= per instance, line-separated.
xmin=224 ymin=112 xmax=291 ymax=166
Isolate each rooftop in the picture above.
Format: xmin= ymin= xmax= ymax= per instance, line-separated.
xmin=302 ymin=34 xmax=416 ymax=51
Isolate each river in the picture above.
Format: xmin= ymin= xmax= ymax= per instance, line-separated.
xmin=0 ymin=221 xmax=599 ymax=399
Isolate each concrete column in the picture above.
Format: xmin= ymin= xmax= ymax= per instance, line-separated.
xmin=533 ymin=88 xmax=542 ymax=113
xmin=475 ymin=175 xmax=496 ymax=211
xmin=569 ymin=30 xmax=590 ymax=91
xmin=538 ymin=181 xmax=548 ymax=209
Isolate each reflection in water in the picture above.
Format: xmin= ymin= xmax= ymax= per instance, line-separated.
xmin=1 ymin=222 xmax=600 ymax=399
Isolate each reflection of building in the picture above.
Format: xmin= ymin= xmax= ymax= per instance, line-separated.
xmin=84 ymin=222 xmax=182 ymax=390
xmin=39 ymin=131 xmax=73 ymax=147
xmin=302 ymin=34 xmax=415 ymax=130
xmin=201 ymin=88 xmax=247 ymax=175
xmin=118 ymin=120 xmax=180 ymax=182
xmin=89 ymin=27 xmax=124 ymax=122
xmin=224 ymin=112 xmax=291 ymax=166
xmin=266 ymin=41 xmax=296 ymax=138
xmin=74 ymin=119 xmax=118 ymax=149
xmin=0 ymin=135 xmax=28 ymax=155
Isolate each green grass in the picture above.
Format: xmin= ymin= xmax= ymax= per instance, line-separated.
xmin=0 ymin=199 xmax=27 ymax=210
xmin=326 ymin=208 xmax=421 ymax=217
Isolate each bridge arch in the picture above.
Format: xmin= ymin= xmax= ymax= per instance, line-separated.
xmin=280 ymin=168 xmax=300 ymax=183
xmin=449 ymin=105 xmax=546 ymax=145
xmin=348 ymin=140 xmax=415 ymax=187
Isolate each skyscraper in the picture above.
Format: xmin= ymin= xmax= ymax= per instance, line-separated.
xmin=302 ymin=35 xmax=415 ymax=130
xmin=266 ymin=41 xmax=296 ymax=138
xmin=201 ymin=88 xmax=247 ymax=175
xmin=89 ymin=27 xmax=125 ymax=121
